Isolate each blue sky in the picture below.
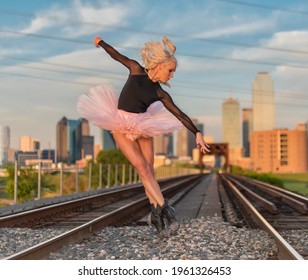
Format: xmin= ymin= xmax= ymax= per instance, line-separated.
xmin=0 ymin=0 xmax=307 ymax=149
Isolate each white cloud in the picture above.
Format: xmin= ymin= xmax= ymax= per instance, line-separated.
xmin=265 ymin=30 xmax=308 ymax=57
xmin=77 ymin=2 xmax=128 ymax=25
xmin=195 ymin=19 xmax=275 ymax=39
xmin=1 ymin=0 xmax=307 ymax=148
xmin=22 ymin=16 xmax=57 ymax=34
xmin=20 ymin=0 xmax=131 ymax=37
xmin=231 ymin=30 xmax=308 ymax=62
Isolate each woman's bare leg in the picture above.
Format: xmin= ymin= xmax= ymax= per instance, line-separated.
xmin=138 ymin=137 xmax=180 ymax=232
xmin=137 ymin=137 xmax=160 ymax=204
xmin=137 ymin=137 xmax=155 ymax=176
xmin=113 ymin=133 xmax=164 ymax=206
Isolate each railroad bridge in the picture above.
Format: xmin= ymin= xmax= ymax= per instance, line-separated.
xmin=198 ymin=143 xmax=229 ymax=172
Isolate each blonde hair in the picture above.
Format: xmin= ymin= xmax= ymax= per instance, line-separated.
xmin=139 ymin=36 xmax=177 ymax=71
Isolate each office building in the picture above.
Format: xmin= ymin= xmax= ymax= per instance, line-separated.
xmin=242 ymin=108 xmax=253 ymax=157
xmin=42 ymin=149 xmax=56 ymax=163
xmin=101 ymin=129 xmax=116 ymax=150
xmin=56 ymin=117 xmax=92 ymax=164
xmin=251 ymin=127 xmax=308 ymax=173
xmin=177 ymin=120 xmax=203 ymax=159
xmin=222 ymin=97 xmax=242 ymax=163
xmin=222 ymin=97 xmax=240 ymax=147
xmin=82 ymin=135 xmax=94 ymax=159
xmin=154 ymin=134 xmax=174 ymax=156
xmin=252 ymin=72 xmax=275 ymax=132
xmin=16 ymin=151 xmax=40 ymax=167
xmin=19 ymin=136 xmax=40 ymax=152
xmin=0 ymin=125 xmax=10 ymax=166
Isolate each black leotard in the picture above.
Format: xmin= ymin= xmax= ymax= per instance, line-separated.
xmin=98 ymin=39 xmax=201 ymax=135
xmin=118 ymin=74 xmax=159 ymax=113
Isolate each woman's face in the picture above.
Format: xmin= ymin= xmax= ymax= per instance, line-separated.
xmin=153 ymin=59 xmax=176 ymax=84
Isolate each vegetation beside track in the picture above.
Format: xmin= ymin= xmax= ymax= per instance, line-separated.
xmin=230 ymin=166 xmax=308 ymax=196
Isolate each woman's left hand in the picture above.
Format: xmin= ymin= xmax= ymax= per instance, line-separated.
xmin=196 ymin=132 xmax=211 ymax=154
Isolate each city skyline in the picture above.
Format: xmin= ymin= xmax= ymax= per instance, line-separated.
xmin=1 ymin=0 xmax=307 ymax=150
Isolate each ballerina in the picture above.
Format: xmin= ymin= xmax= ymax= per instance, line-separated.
xmin=77 ymin=35 xmax=210 ymax=237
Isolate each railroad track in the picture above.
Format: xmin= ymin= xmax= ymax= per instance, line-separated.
xmin=1 ymin=174 xmax=204 ymax=260
xmin=3 ymin=172 xmax=306 ymax=260
xmin=219 ymin=173 xmax=308 ymax=260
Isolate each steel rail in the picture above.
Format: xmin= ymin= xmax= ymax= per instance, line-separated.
xmin=0 ymin=175 xmax=198 ymax=228
xmin=0 ymin=184 xmax=143 ymax=227
xmin=229 ymin=174 xmax=308 ymax=214
xmin=220 ymin=175 xmax=304 ymax=260
xmin=235 ymin=175 xmax=308 ymax=206
xmin=225 ymin=175 xmax=278 ymax=214
xmin=242 ymin=177 xmax=308 ymax=206
xmin=4 ymin=175 xmax=203 ymax=260
xmin=5 ymin=197 xmax=149 ymax=260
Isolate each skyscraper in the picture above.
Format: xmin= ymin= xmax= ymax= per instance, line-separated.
xmin=222 ymin=97 xmax=242 ymax=164
xmin=56 ymin=117 xmax=68 ymax=163
xmin=222 ymin=97 xmax=240 ymax=148
xmin=153 ymin=134 xmax=174 ymax=156
xmin=101 ymin=129 xmax=116 ymax=150
xmin=177 ymin=119 xmax=203 ymax=158
xmin=56 ymin=117 xmax=92 ymax=164
xmin=252 ymin=72 xmax=275 ymax=131
xmin=242 ymin=108 xmax=253 ymax=157
xmin=0 ymin=125 xmax=10 ymax=166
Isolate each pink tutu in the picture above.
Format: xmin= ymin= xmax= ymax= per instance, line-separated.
xmin=77 ymin=84 xmax=183 ymax=140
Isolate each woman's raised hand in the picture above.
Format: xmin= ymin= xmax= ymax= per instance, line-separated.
xmin=94 ymin=35 xmax=102 ymax=48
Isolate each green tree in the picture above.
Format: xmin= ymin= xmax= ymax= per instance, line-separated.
xmin=5 ymin=164 xmax=38 ymax=202
xmin=96 ymin=149 xmax=130 ymax=165
xmin=85 ymin=149 xmax=132 ymax=188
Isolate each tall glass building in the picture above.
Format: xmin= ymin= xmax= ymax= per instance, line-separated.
xmin=252 ymin=72 xmax=275 ymax=131
xmin=242 ymin=108 xmax=253 ymax=157
xmin=56 ymin=117 xmax=92 ymax=164
xmin=0 ymin=125 xmax=10 ymax=166
xmin=101 ymin=129 xmax=116 ymax=150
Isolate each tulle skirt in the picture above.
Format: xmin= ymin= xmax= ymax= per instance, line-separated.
xmin=77 ymin=84 xmax=183 ymax=141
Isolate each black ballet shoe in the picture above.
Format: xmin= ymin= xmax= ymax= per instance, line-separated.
xmin=162 ymin=200 xmax=180 ymax=232
xmin=147 ymin=204 xmax=169 ymax=238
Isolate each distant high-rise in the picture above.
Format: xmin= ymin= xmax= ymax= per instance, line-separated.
xmin=81 ymin=135 xmax=94 ymax=159
xmin=222 ymin=97 xmax=240 ymax=148
xmin=177 ymin=120 xmax=203 ymax=158
xmin=252 ymin=72 xmax=275 ymax=131
xmin=42 ymin=149 xmax=55 ymax=163
xmin=222 ymin=97 xmax=242 ymax=164
xmin=56 ymin=117 xmax=92 ymax=164
xmin=242 ymin=108 xmax=253 ymax=157
xmin=0 ymin=125 xmax=10 ymax=166
xmin=154 ymin=134 xmax=174 ymax=156
xmin=101 ymin=129 xmax=116 ymax=150
xmin=19 ymin=136 xmax=40 ymax=152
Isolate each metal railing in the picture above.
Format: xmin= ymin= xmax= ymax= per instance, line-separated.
xmin=3 ymin=161 xmax=200 ymax=205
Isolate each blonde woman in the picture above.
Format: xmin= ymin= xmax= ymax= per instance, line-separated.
xmin=78 ymin=35 xmax=210 ymax=237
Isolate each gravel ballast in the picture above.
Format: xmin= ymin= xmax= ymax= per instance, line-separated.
xmin=0 ymin=217 xmax=282 ymax=260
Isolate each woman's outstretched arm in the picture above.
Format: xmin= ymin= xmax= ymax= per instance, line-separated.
xmin=94 ymin=35 xmax=139 ymax=71
xmin=157 ymin=85 xmax=211 ymax=154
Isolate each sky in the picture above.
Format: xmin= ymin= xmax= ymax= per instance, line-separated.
xmin=0 ymin=0 xmax=307 ymax=150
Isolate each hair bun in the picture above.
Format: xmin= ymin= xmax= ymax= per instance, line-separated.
xmin=162 ymin=36 xmax=176 ymax=55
